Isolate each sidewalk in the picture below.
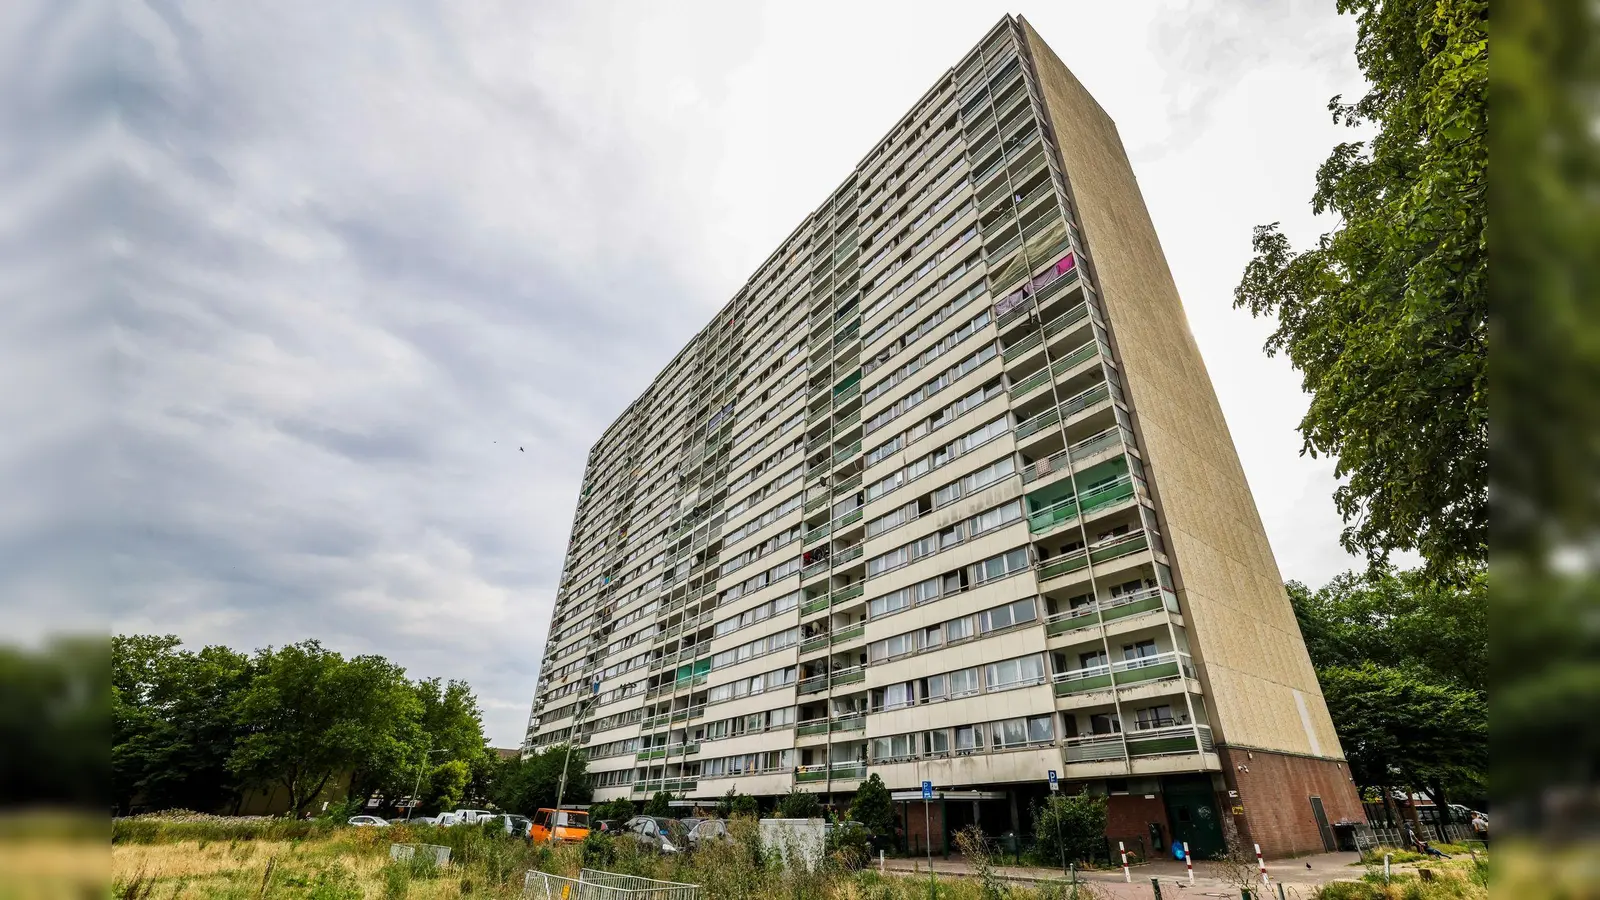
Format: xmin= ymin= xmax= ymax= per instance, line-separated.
xmin=882 ymin=849 xmax=1366 ymax=896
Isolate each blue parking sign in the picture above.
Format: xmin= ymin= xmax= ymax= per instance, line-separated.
xmin=1048 ymin=769 xmax=1059 ymax=790
xmin=921 ymin=780 xmax=933 ymax=800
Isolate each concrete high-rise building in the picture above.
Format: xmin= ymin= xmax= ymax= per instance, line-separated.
xmin=525 ymin=15 xmax=1361 ymax=858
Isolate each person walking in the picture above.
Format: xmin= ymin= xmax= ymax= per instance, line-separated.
xmin=1470 ymin=813 xmax=1489 ymax=848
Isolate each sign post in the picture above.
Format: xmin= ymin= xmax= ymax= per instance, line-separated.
xmin=922 ymin=781 xmax=934 ymax=900
xmin=1047 ymin=770 xmax=1066 ymax=876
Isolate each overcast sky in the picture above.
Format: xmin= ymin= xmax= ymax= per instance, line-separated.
xmin=11 ymin=1 xmax=1382 ymax=746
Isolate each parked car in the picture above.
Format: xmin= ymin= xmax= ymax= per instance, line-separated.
xmin=347 ymin=815 xmax=390 ymax=828
xmin=621 ymin=816 xmax=689 ymax=854
xmin=432 ymin=812 xmax=460 ymax=827
xmin=687 ymin=818 xmax=729 ymax=849
xmin=478 ymin=813 xmax=532 ymax=838
xmin=453 ymin=808 xmax=496 ymax=825
xmin=411 ymin=815 xmax=438 ymax=826
xmin=530 ymin=808 xmax=590 ymax=843
xmin=678 ymin=817 xmax=705 ymax=832
xmin=592 ymin=819 xmax=620 ymax=834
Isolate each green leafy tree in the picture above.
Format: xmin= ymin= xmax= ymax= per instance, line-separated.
xmin=1319 ymin=663 xmax=1486 ymax=817
xmin=715 ymin=787 xmax=739 ymax=819
xmin=643 ymin=790 xmax=674 ymax=817
xmin=492 ymin=744 xmax=591 ymax=814
xmin=731 ymin=793 xmax=760 ymax=818
xmin=425 ymin=759 xmax=472 ymax=813
xmin=848 ymin=774 xmax=895 ymax=842
xmin=1287 ymin=566 xmax=1486 ymax=692
xmin=1234 ymin=0 xmax=1487 ymax=576
xmin=112 ymin=635 xmax=250 ymax=813
xmin=1033 ymin=792 xmax=1107 ymax=865
xmin=588 ymin=798 xmax=635 ymax=823
xmin=228 ymin=640 xmax=423 ymax=815
xmin=5 ymin=638 xmax=109 ymax=809
xmin=775 ymin=788 xmax=822 ymax=819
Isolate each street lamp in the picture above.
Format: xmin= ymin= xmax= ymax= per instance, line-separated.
xmin=549 ymin=677 xmax=601 ymax=843
xmin=405 ymin=744 xmax=448 ymax=821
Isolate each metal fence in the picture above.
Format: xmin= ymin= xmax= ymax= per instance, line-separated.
xmin=1351 ymin=822 xmax=1477 ymax=852
xmin=390 ymin=843 xmax=452 ymax=866
xmin=522 ymin=868 xmax=702 ymax=900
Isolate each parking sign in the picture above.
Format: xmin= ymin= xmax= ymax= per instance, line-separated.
xmin=921 ymin=780 xmax=933 ymax=800
xmin=1048 ymin=769 xmax=1059 ymax=791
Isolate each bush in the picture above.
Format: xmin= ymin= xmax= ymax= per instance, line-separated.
xmin=731 ymin=793 xmax=760 ymax=818
xmin=588 ymin=798 xmax=636 ymax=823
xmin=775 ymin=788 xmax=822 ymax=819
xmin=579 ymin=831 xmax=615 ymax=868
xmin=849 ymin=774 xmax=896 ymax=847
xmin=112 ymin=813 xmax=335 ymax=844
xmin=644 ymin=791 xmax=674 ymax=816
xmin=1032 ymin=793 xmax=1107 ymax=865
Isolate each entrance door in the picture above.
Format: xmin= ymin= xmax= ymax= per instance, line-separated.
xmin=1310 ymin=796 xmax=1336 ymax=851
xmin=1163 ymin=781 xmax=1226 ymax=859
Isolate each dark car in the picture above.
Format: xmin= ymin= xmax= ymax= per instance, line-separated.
xmin=620 ymin=816 xmax=690 ymax=854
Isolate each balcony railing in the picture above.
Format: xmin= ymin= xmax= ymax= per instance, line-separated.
xmin=1063 ymin=732 xmax=1125 ymax=762
xmin=1036 ymin=529 xmax=1153 ymax=582
xmin=1008 ymin=340 xmax=1104 ymax=401
xmin=832 ymin=624 xmax=865 ymax=644
xmin=834 ymin=544 xmax=864 ymax=566
xmin=795 ymin=762 xmax=868 ymax=783
xmin=1014 ymin=382 xmax=1112 ymax=441
xmin=1026 ymin=474 xmax=1137 ymax=533
xmin=1050 ymin=651 xmax=1195 ymax=696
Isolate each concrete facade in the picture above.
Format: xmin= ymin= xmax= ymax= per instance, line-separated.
xmin=524 ymin=15 xmax=1357 ymax=859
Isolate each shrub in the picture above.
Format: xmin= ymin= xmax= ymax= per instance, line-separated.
xmin=731 ymin=793 xmax=760 ymax=818
xmin=1032 ymin=793 xmax=1106 ymax=865
xmin=775 ymin=788 xmax=822 ymax=819
xmin=644 ymin=791 xmax=674 ymax=816
xmin=579 ymin=831 xmax=615 ymax=868
xmin=849 ymin=774 xmax=896 ymax=846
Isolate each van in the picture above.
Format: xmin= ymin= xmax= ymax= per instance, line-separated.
xmin=453 ymin=808 xmax=496 ymax=824
xmin=530 ymin=808 xmax=590 ymax=843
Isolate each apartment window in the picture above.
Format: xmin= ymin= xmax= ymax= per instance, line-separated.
xmin=983 ymin=654 xmax=1044 ymax=691
xmin=954 ymin=724 xmax=983 ymax=752
xmin=981 ymin=597 xmax=1037 ymax=633
xmin=971 ymin=547 xmax=1030 ymax=585
xmin=872 ymin=734 xmax=916 ymax=762
xmin=1135 ymin=705 xmax=1176 ymax=730
xmin=1122 ymin=640 xmax=1159 ymax=663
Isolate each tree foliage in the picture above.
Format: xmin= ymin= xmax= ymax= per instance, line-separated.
xmin=1235 ymin=0 xmax=1487 ymax=576
xmin=112 ymin=634 xmax=492 ymax=816
xmin=643 ymin=790 xmax=674 ymax=817
xmin=5 ymin=638 xmax=108 ymax=808
xmin=1288 ymin=566 xmax=1485 ymax=692
xmin=1291 ymin=567 xmax=1486 ymax=816
xmin=848 ymin=774 xmax=895 ymax=841
xmin=1033 ymin=792 xmax=1107 ymax=864
xmin=491 ymin=744 xmax=592 ymax=815
xmin=774 ymin=788 xmax=822 ymax=819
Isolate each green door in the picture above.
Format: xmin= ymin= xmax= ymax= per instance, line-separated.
xmin=1164 ymin=782 xmax=1226 ymax=859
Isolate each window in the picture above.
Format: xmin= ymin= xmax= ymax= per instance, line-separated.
xmin=925 ymin=729 xmax=951 ymax=756
xmin=1122 ymin=640 xmax=1159 ymax=664
xmin=981 ymin=597 xmax=1036 ymax=632
xmin=1135 ymin=706 xmax=1176 ymax=730
xmin=954 ymin=724 xmax=983 ymax=752
xmin=872 ymin=734 xmax=916 ymax=762
xmin=972 ymin=547 xmax=1031 ymax=585
xmin=983 ymin=654 xmax=1044 ymax=691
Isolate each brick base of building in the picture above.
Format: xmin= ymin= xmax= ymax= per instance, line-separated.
xmin=1218 ymin=745 xmax=1365 ymax=858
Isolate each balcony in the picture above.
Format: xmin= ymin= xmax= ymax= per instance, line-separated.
xmin=1026 ymin=474 xmax=1138 ymax=534
xmin=799 ymin=634 xmax=830 ymax=656
xmin=632 ymin=778 xmax=698 ymax=795
xmin=833 ymin=545 xmax=864 ymax=566
xmin=800 ymin=595 xmax=830 ymax=617
xmin=1014 ymin=382 xmax=1112 ymax=442
xmin=1062 ymin=732 xmax=1125 ymax=763
xmin=1036 ymin=529 xmax=1153 ymax=583
xmin=832 ymin=624 xmax=866 ymax=644
xmin=831 ymin=583 xmax=865 ymax=605
xmin=1009 ymin=340 xmax=1104 ymax=401
xmin=1127 ymin=724 xmax=1213 ymax=758
xmin=795 ymin=762 xmax=868 ymax=784
xmin=796 ymin=720 xmax=830 ymax=737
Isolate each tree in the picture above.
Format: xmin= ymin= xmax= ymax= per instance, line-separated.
xmin=588 ymin=798 xmax=636 ymax=823
xmin=775 ymin=788 xmax=822 ymax=819
xmin=425 ymin=759 xmax=472 ymax=813
xmin=112 ymin=635 xmax=250 ymax=813
xmin=228 ymin=640 xmax=423 ymax=815
xmin=644 ymin=791 xmax=674 ymax=817
xmin=731 ymin=793 xmax=760 ymax=818
xmin=848 ymin=774 xmax=895 ymax=842
xmin=1319 ymin=664 xmax=1486 ymax=819
xmin=492 ymin=744 xmax=591 ymax=814
xmin=1288 ymin=566 xmax=1486 ymax=692
xmin=6 ymin=638 xmax=109 ymax=809
xmin=1234 ymin=0 xmax=1487 ymax=576
xmin=1034 ymin=792 xmax=1107 ymax=864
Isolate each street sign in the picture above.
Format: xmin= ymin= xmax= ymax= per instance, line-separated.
xmin=921 ymin=780 xmax=933 ymax=800
xmin=1048 ymin=769 xmax=1059 ymax=791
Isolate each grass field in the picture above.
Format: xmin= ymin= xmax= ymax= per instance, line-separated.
xmin=102 ymin=815 xmax=1503 ymax=900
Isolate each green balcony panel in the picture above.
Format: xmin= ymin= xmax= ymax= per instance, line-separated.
xmin=801 ymin=597 xmax=830 ymax=617
xmin=800 ymin=637 xmax=829 ymax=655
xmin=1126 ymin=735 xmax=1199 ymax=757
xmin=1088 ymin=532 xmax=1150 ymax=565
xmin=796 ymin=769 xmax=828 ymax=783
xmin=798 ymin=677 xmax=828 ymax=695
xmin=832 ymin=716 xmax=865 ymax=733
xmin=1113 ymin=660 xmax=1180 ymax=685
xmin=831 ymin=584 xmax=865 ymax=604
xmin=797 ymin=722 xmax=829 ymax=737
xmin=1099 ymin=595 xmax=1162 ymax=622
xmin=833 ymin=670 xmax=866 ymax=686
xmin=1053 ymin=672 xmax=1113 ymax=695
xmin=1037 ymin=553 xmax=1089 ymax=581
xmin=833 ymin=625 xmax=865 ymax=643
xmin=1047 ymin=614 xmax=1099 ymax=635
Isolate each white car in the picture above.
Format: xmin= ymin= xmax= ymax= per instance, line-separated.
xmin=454 ymin=808 xmax=496 ymax=824
xmin=347 ymin=815 xmax=391 ymax=828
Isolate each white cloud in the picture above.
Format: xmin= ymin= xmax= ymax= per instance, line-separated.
xmin=4 ymin=0 xmax=1387 ymax=745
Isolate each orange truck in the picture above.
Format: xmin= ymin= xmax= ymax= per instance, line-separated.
xmin=529 ymin=808 xmax=590 ymax=843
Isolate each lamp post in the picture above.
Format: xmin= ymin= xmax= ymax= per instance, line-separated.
xmin=550 ymin=677 xmax=601 ymax=844
xmin=406 ymin=744 xmax=448 ymax=821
